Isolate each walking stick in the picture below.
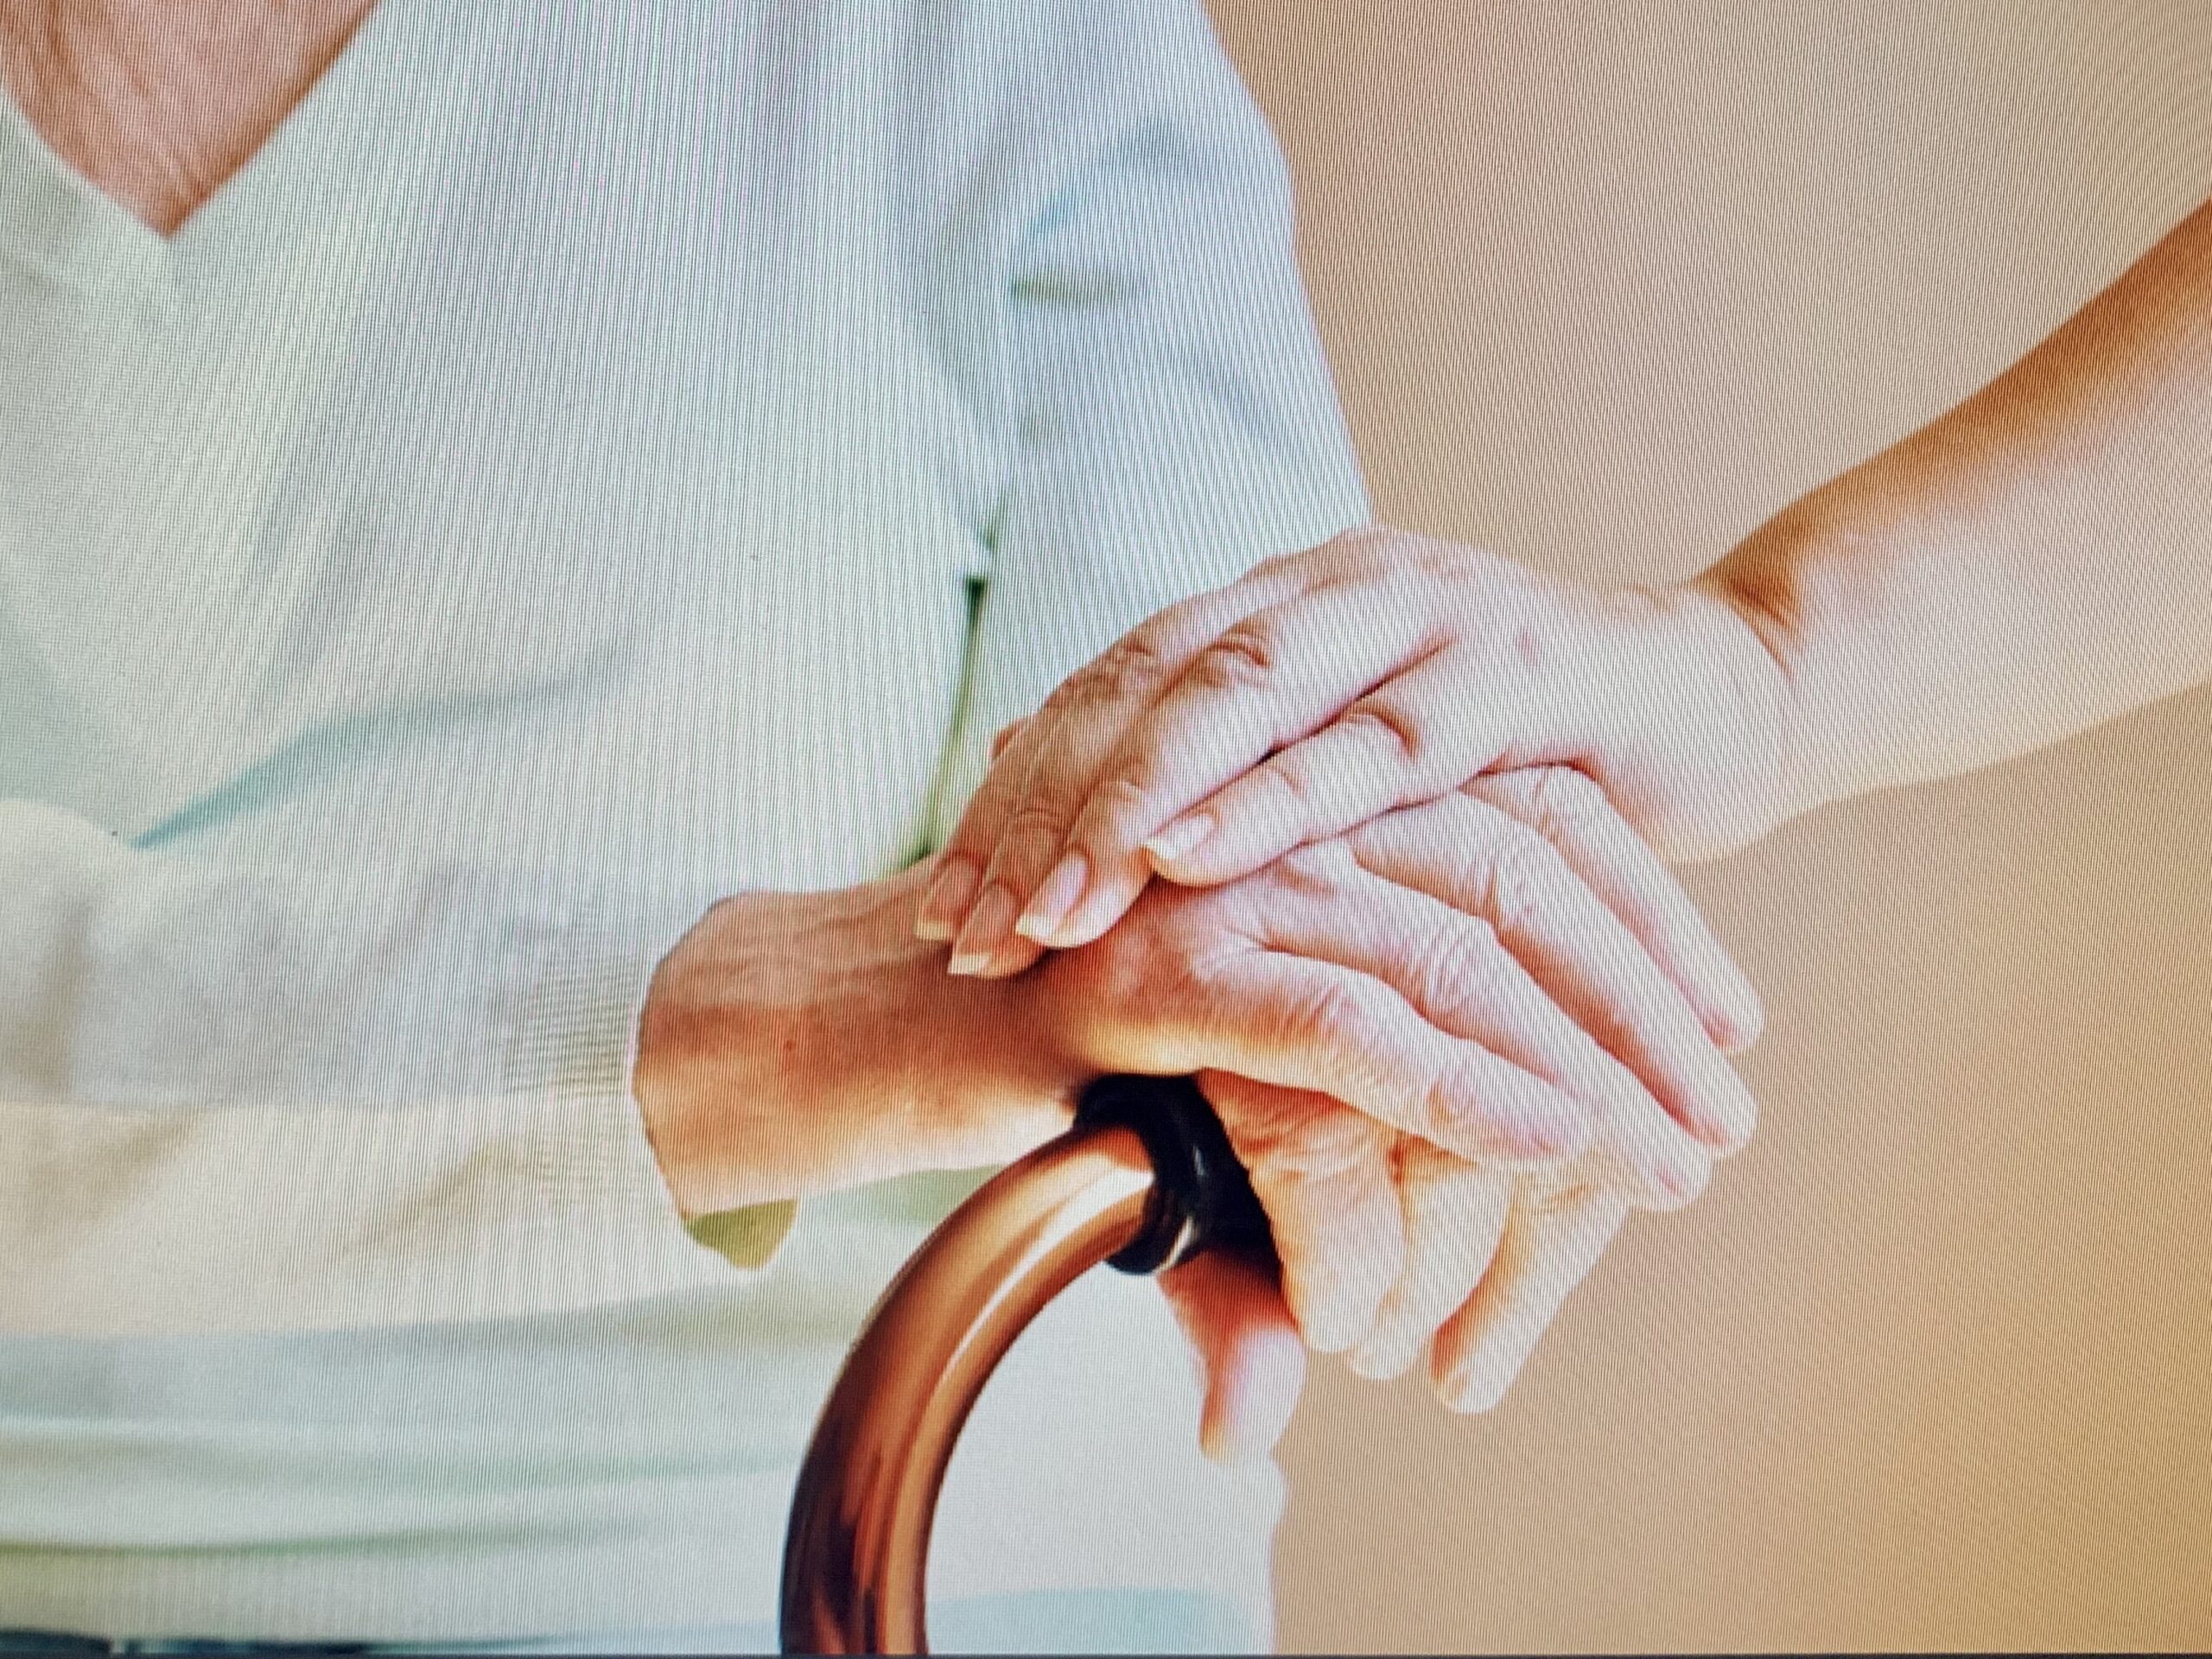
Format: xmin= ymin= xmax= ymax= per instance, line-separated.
xmin=779 ymin=1074 xmax=1277 ymax=1656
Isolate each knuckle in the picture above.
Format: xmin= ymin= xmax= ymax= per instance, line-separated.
xmin=1054 ymin=633 xmax=1171 ymax=710
xmin=1418 ymin=1058 xmax=1488 ymax=1145
xmin=1465 ymin=767 xmax=1534 ymax=812
xmin=1524 ymin=766 xmax=1609 ymax=831
xmin=942 ymin=793 xmax=1013 ymax=858
xmin=1341 ymin=524 xmax=1451 ymax=583
xmin=1477 ymin=765 xmax=1611 ymax=846
xmin=1189 ymin=624 xmax=1281 ymax=693
xmin=1292 ymin=976 xmax=1376 ymax=1053
xmin=1254 ymin=751 xmax=1321 ymax=813
xmin=998 ymin=798 xmax=1071 ymax=855
xmin=1414 ymin=539 xmax=1470 ymax=581
xmin=1038 ymin=674 xmax=1086 ymax=717
xmin=1085 ymin=770 xmax=1158 ymax=824
xmin=1330 ymin=523 xmax=1399 ymax=568
xmin=1247 ymin=545 xmax=1312 ymax=584
xmin=1411 ymin=918 xmax=1509 ymax=1022
xmin=1248 ymin=1104 xmax=1387 ymax=1187
xmin=1339 ymin=701 xmax=1425 ymax=767
xmin=1482 ymin=820 xmax=1563 ymax=934
xmin=1274 ymin=839 xmax=1353 ymax=899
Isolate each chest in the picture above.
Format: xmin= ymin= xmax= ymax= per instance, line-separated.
xmin=0 ymin=0 xmax=383 ymax=239
xmin=0 ymin=10 xmax=1004 ymax=827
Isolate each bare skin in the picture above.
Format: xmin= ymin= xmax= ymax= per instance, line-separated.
xmin=933 ymin=199 xmax=2212 ymax=959
xmin=930 ymin=195 xmax=2212 ymax=1410
xmin=0 ymin=0 xmax=378 ymax=236
xmin=636 ymin=769 xmax=1757 ymax=1454
xmin=5 ymin=0 xmax=1765 ymax=1450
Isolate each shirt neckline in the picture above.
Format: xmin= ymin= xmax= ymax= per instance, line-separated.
xmin=0 ymin=0 xmax=441 ymax=317
xmin=0 ymin=87 xmax=175 ymax=315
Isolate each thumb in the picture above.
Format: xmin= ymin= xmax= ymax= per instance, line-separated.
xmin=1159 ymin=1249 xmax=1308 ymax=1465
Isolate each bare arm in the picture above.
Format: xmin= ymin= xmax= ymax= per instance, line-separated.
xmin=1711 ymin=197 xmax=2212 ymax=818
xmin=931 ymin=196 xmax=2212 ymax=981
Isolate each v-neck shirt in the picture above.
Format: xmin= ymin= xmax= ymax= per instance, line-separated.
xmin=0 ymin=0 xmax=1368 ymax=1642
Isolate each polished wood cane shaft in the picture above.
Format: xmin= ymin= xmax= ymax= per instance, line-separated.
xmin=779 ymin=1122 xmax=1156 ymax=1654
xmin=779 ymin=1076 xmax=1274 ymax=1656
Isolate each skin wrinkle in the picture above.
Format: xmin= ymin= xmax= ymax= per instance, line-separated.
xmin=0 ymin=0 xmax=379 ymax=236
xmin=931 ymin=180 xmax=2212 ymax=1407
xmin=47 ymin=0 xmax=2204 ymax=1474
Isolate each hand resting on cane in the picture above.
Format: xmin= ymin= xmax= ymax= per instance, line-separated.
xmin=634 ymin=763 xmax=1758 ymax=1461
xmin=909 ymin=193 xmax=2212 ymax=1440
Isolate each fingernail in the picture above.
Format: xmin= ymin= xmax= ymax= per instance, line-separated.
xmin=914 ymin=857 xmax=980 ymax=943
xmin=1046 ymin=880 xmax=1134 ymax=951
xmin=1296 ymin=1290 xmax=1364 ymax=1356
xmin=1503 ymin=1103 xmax=1590 ymax=1161
xmin=1348 ymin=1328 xmax=1421 ymax=1382
xmin=1310 ymin=1315 xmax=1361 ymax=1356
xmin=1444 ymin=1364 xmax=1509 ymax=1415
xmin=1204 ymin=1407 xmax=1269 ymax=1466
xmin=1715 ymin=995 xmax=1765 ymax=1054
xmin=1701 ymin=950 xmax=1764 ymax=1052
xmin=1143 ymin=812 xmax=1215 ymax=870
xmin=1199 ymin=1419 xmax=1236 ymax=1465
xmin=947 ymin=884 xmax=1018 ymax=976
xmin=1013 ymin=850 xmax=1090 ymax=945
xmin=1703 ymin=1069 xmax=1761 ymax=1154
xmin=1648 ymin=1144 xmax=1713 ymax=1209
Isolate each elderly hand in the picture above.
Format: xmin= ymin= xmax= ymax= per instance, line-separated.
xmin=639 ymin=763 xmax=1757 ymax=1459
xmin=915 ymin=524 xmax=1790 ymax=1046
xmin=1164 ymin=1105 xmax=1633 ymax=1450
xmin=1149 ymin=768 xmax=1749 ymax=1455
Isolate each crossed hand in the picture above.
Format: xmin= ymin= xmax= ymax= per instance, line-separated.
xmin=913 ymin=525 xmax=1783 ymax=1454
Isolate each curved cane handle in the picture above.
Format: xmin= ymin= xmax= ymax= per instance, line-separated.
xmin=779 ymin=1075 xmax=1277 ymax=1656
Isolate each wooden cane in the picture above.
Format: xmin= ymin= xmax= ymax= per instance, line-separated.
xmin=779 ymin=1074 xmax=1276 ymax=1656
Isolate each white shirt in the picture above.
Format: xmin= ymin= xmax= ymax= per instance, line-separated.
xmin=0 ymin=0 xmax=1367 ymax=1640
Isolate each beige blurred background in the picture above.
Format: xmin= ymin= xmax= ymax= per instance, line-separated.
xmin=1198 ymin=3 xmax=2212 ymax=1651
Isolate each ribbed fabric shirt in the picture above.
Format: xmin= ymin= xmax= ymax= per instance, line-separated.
xmin=0 ymin=0 xmax=1368 ymax=1643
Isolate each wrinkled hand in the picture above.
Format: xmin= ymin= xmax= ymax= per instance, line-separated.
xmin=1162 ymin=1116 xmax=1630 ymax=1454
xmin=916 ymin=524 xmax=1791 ymax=1039
xmin=1020 ymin=766 xmax=1758 ymax=1454
xmin=637 ymin=766 xmax=1757 ymax=1460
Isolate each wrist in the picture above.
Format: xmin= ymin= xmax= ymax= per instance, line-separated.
xmin=632 ymin=893 xmax=764 ymax=1218
xmin=1580 ymin=568 xmax=1803 ymax=861
xmin=634 ymin=865 xmax=1077 ymax=1218
xmin=1679 ymin=556 xmax=1810 ymax=818
xmin=1694 ymin=493 xmax=1910 ymax=826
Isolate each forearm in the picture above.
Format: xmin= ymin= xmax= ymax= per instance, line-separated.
xmin=0 ymin=800 xmax=742 ymax=1333
xmin=633 ymin=863 xmax=1078 ymax=1218
xmin=1701 ymin=198 xmax=2212 ymax=817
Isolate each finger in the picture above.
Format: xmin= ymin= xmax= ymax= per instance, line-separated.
xmin=925 ymin=578 xmax=1295 ymax=962
xmin=1027 ymin=579 xmax=1446 ymax=950
xmin=1177 ymin=946 xmax=1592 ymax=1166
xmin=1255 ymin=852 xmax=1707 ymax=1206
xmin=1145 ymin=648 xmax=1522 ymax=887
xmin=1347 ymin=1148 xmax=1514 ymax=1382
xmin=916 ymin=718 xmax=1042 ymax=962
xmin=1350 ymin=792 xmax=1758 ymax=1159
xmin=989 ymin=717 xmax=1031 ymax=761
xmin=1466 ymin=768 xmax=1764 ymax=1052
xmin=1158 ymin=1243 xmax=1308 ymax=1464
xmin=916 ymin=707 xmax=1060 ymax=943
xmin=1193 ymin=1071 xmax=1405 ymax=1355
xmin=1432 ymin=1184 xmax=1630 ymax=1414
